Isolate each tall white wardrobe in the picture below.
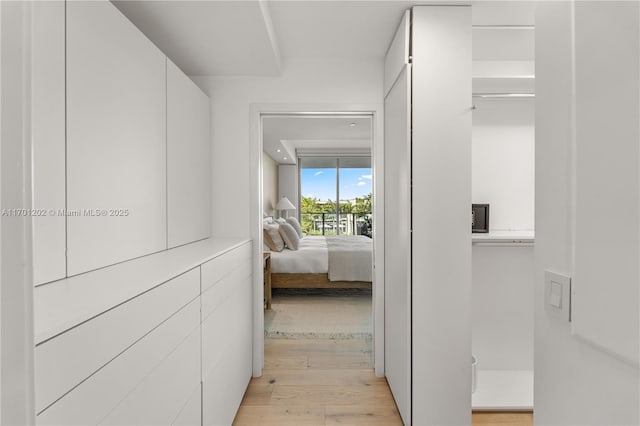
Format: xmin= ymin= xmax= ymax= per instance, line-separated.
xmin=384 ymin=7 xmax=472 ymax=426
xmin=383 ymin=7 xmax=536 ymax=424
xmin=31 ymin=1 xmax=253 ymax=425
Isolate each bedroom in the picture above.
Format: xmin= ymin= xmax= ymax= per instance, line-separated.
xmin=261 ymin=115 xmax=374 ymax=341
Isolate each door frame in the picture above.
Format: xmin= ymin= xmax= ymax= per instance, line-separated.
xmin=249 ymin=103 xmax=385 ymax=377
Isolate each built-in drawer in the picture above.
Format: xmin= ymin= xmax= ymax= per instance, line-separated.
xmin=201 ymin=242 xmax=251 ymax=292
xmin=36 ymin=297 xmax=200 ymax=425
xmin=202 ymin=280 xmax=252 ymax=426
xmin=99 ymin=321 xmax=200 ymax=425
xmin=201 ymin=276 xmax=251 ymax=378
xmin=35 ymin=268 xmax=200 ymax=413
xmin=201 ymin=265 xmax=251 ymax=321
xmin=172 ymin=382 xmax=202 ymax=426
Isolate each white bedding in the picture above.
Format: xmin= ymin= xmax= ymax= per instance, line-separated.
xmin=269 ymin=235 xmax=372 ymax=282
xmin=270 ymin=236 xmax=328 ymax=273
xmin=326 ymin=235 xmax=373 ymax=282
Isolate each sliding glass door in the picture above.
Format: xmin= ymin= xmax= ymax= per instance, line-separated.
xmin=299 ymin=157 xmax=372 ymax=236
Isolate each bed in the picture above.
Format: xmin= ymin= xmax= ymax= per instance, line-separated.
xmin=268 ymin=235 xmax=372 ymax=289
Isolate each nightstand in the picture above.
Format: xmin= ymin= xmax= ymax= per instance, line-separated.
xmin=263 ymin=252 xmax=271 ymax=310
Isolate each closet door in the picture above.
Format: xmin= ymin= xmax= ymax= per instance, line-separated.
xmin=411 ymin=6 xmax=472 ymax=426
xmin=383 ymin=11 xmax=412 ymax=425
xmin=66 ymin=0 xmax=167 ymax=275
xmin=167 ymin=59 xmax=211 ymax=249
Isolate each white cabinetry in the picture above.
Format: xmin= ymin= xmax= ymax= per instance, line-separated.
xmin=37 ymin=298 xmax=201 ymax=426
xmin=35 ymin=269 xmax=200 ymax=413
xmin=31 ymin=2 xmax=234 ymax=424
xmin=66 ymin=0 xmax=167 ymax=275
xmin=33 ymin=0 xmax=212 ymax=280
xmin=383 ymin=12 xmax=411 ymax=424
xmin=35 ymin=239 xmax=252 ymax=426
xmin=201 ymin=244 xmax=252 ymax=426
xmin=167 ymin=59 xmax=211 ymax=248
xmin=32 ymin=0 xmax=66 ymax=285
xmin=383 ymin=6 xmax=472 ymax=425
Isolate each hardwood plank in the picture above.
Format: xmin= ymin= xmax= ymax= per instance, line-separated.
xmin=472 ymin=411 xmax=533 ymax=426
xmin=238 ymin=383 xmax=273 ymax=406
xmin=270 ymin=384 xmax=397 ymax=406
xmin=265 ymin=338 xmax=372 ymax=355
xmin=234 ymin=405 xmax=325 ymax=426
xmin=264 ymin=355 xmax=308 ymax=369
xmin=307 ymin=352 xmax=372 ymax=369
xmin=325 ymin=404 xmax=404 ymax=426
xmin=255 ymin=369 xmax=384 ymax=387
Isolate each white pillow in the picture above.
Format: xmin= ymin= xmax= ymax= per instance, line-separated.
xmin=286 ymin=217 xmax=303 ymax=238
xmin=275 ymin=217 xmax=287 ymax=225
xmin=278 ymin=222 xmax=300 ymax=251
xmin=263 ymin=224 xmax=284 ymax=252
xmin=263 ymin=216 xmax=275 ymax=225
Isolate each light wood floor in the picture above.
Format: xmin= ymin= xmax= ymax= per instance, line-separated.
xmin=473 ymin=411 xmax=533 ymax=425
xmin=234 ymin=337 xmax=533 ymax=425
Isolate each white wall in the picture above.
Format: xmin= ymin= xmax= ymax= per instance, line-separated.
xmin=193 ymin=58 xmax=383 ymax=238
xmin=277 ymin=164 xmax=297 ymax=217
xmin=535 ymin=2 xmax=640 ymax=424
xmin=472 ymin=98 xmax=534 ymax=231
xmin=472 ymin=246 xmax=534 ymax=370
xmin=262 ymin=152 xmax=278 ymax=217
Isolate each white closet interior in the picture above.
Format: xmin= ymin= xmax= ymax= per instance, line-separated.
xmin=471 ymin=14 xmax=535 ymax=410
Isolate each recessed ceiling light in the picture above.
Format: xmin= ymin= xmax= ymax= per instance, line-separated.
xmin=283 ymin=156 xmax=288 ymax=160
xmin=276 ymin=149 xmax=281 ymax=152
xmin=349 ymin=122 xmax=357 ymax=127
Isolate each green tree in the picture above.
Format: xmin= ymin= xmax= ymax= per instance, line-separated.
xmin=300 ymin=194 xmax=372 ymax=236
xmin=339 ymin=200 xmax=354 ymax=213
xmin=353 ymin=193 xmax=372 ymax=213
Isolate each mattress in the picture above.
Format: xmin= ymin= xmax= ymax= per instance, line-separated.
xmin=269 ymin=235 xmax=373 ymax=283
xmin=270 ymin=235 xmax=328 ymax=273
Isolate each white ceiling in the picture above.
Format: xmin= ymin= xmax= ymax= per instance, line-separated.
xmin=267 ymin=1 xmax=412 ymax=61
xmin=112 ymin=1 xmax=281 ymax=76
xmin=263 ymin=116 xmax=372 ymax=165
xmin=112 ymin=1 xmax=536 ymax=78
xmin=112 ymin=1 xmax=535 ymax=163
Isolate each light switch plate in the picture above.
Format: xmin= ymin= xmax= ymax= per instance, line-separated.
xmin=550 ymin=281 xmax=562 ymax=308
xmin=545 ymin=270 xmax=571 ymax=321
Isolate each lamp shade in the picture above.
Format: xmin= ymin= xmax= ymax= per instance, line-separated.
xmin=276 ymin=196 xmax=296 ymax=211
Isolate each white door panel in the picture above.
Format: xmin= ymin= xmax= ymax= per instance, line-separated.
xmin=411 ymin=6 xmax=472 ymax=425
xmin=32 ymin=0 xmax=66 ymax=285
xmin=66 ymin=0 xmax=167 ymax=275
xmin=167 ymin=59 xmax=211 ymax=249
xmin=384 ymin=64 xmax=412 ymax=425
xmin=384 ymin=10 xmax=412 ymax=425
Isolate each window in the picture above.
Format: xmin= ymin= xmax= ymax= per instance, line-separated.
xmin=299 ymin=157 xmax=372 ymax=236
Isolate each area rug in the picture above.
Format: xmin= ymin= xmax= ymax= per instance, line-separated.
xmin=264 ymin=288 xmax=372 ymax=339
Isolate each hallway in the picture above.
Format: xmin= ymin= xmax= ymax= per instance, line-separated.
xmin=233 ymin=338 xmax=402 ymax=425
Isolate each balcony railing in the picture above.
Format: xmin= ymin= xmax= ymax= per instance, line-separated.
xmin=300 ymin=212 xmax=372 ymax=237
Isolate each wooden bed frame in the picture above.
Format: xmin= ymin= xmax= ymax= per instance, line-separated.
xmin=271 ymin=273 xmax=371 ymax=289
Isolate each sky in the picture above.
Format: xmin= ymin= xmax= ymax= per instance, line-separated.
xmin=301 ymin=167 xmax=372 ymax=202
